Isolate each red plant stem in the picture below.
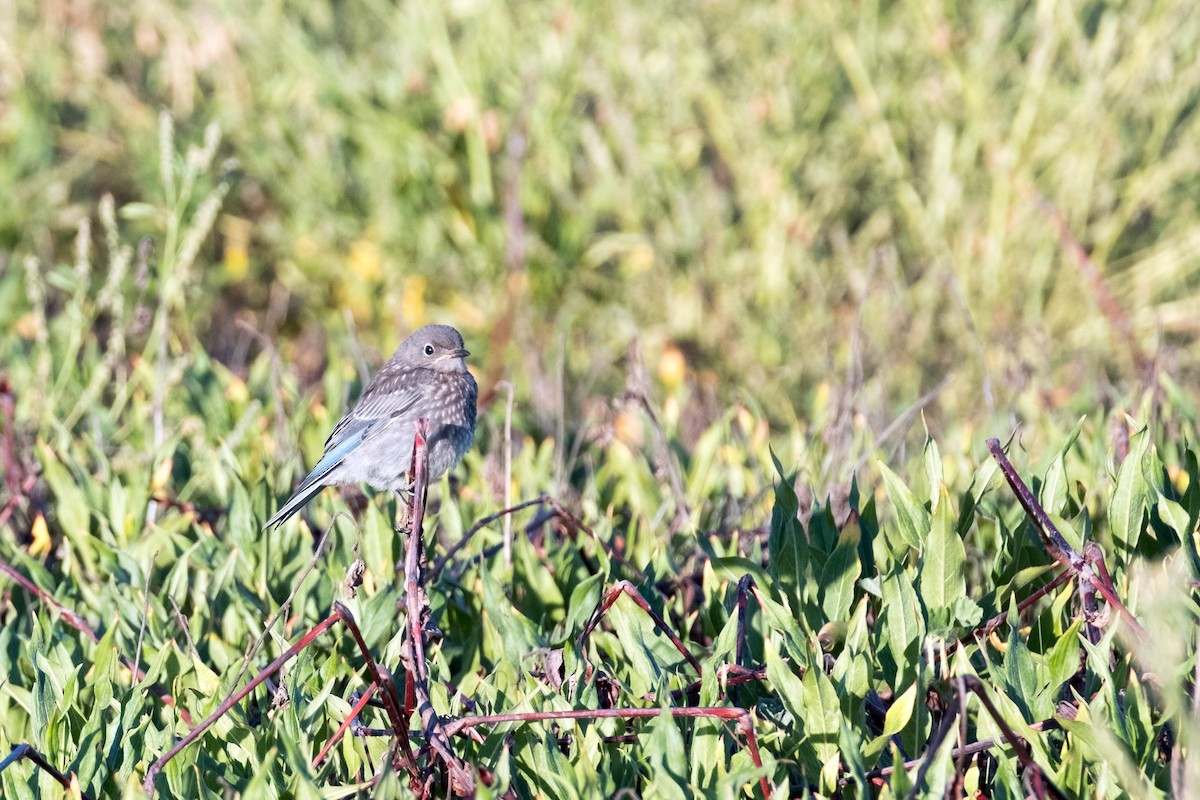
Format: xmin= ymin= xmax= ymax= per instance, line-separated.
xmin=954 ymin=570 xmax=1073 ymax=650
xmin=0 ymin=743 xmax=91 ymax=799
xmin=0 ymin=558 xmax=192 ymax=725
xmin=402 ymin=419 xmax=475 ymax=796
xmin=313 ymin=681 xmax=379 ymax=769
xmin=142 ymin=610 xmax=342 ymax=797
xmin=444 ymin=706 xmax=772 ymax=799
xmin=672 ymin=665 xmax=768 ymax=702
xmin=961 ymin=676 xmax=1067 ymax=800
xmin=986 ymin=439 xmax=1147 ymax=640
xmin=578 ymin=580 xmax=703 ymax=676
xmin=332 ymin=603 xmax=415 ymax=769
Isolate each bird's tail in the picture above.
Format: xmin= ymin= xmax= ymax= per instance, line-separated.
xmin=262 ymin=481 xmax=326 ymax=531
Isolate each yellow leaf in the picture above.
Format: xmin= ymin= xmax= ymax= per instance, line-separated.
xmin=29 ymin=512 xmax=51 ymax=558
xmin=883 ymin=683 xmax=917 ymax=737
xmin=67 ymin=773 xmax=83 ymax=800
xmin=151 ymin=456 xmax=173 ymax=492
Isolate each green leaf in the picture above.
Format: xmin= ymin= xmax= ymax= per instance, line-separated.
xmin=878 ymin=461 xmax=930 ymax=552
xmin=1044 ymin=618 xmax=1083 ymax=698
xmin=920 ymin=484 xmax=965 ymax=633
xmin=879 ymin=565 xmax=925 ymax=687
xmin=819 ymin=513 xmax=861 ymax=623
xmin=644 ymin=709 xmax=689 ymax=800
xmin=1109 ymin=427 xmax=1150 ymax=558
xmin=769 ymin=449 xmax=808 ymax=608
xmin=924 ymin=436 xmax=943 ymax=510
xmin=802 ymin=659 xmax=841 ymax=765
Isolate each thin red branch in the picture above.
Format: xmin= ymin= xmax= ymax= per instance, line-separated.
xmin=142 ymin=610 xmax=342 ymax=797
xmin=954 ymin=570 xmax=1074 ymax=650
xmin=313 ymin=681 xmax=379 ymax=769
xmin=987 ymin=438 xmax=1147 ymax=640
xmin=402 ymin=419 xmax=475 ymax=796
xmin=443 ymin=706 xmax=771 ymax=799
xmin=332 ymin=603 xmax=415 ymax=769
xmin=961 ymin=676 xmax=1067 ymax=800
xmin=577 ymin=579 xmax=703 ymax=676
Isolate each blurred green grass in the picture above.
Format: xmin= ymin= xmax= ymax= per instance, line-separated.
xmin=5 ymin=0 xmax=1200 ymax=469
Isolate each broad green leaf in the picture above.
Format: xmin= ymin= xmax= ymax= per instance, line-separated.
xmin=819 ymin=513 xmax=861 ymax=623
xmin=1109 ymin=428 xmax=1149 ymax=558
xmin=802 ymin=658 xmax=841 ymax=765
xmin=880 ymin=565 xmax=925 ymax=687
xmin=1044 ymin=618 xmax=1084 ymax=697
xmin=878 ymin=461 xmax=930 ymax=552
xmin=769 ymin=450 xmax=808 ymax=608
xmin=920 ymin=484 xmax=965 ymax=632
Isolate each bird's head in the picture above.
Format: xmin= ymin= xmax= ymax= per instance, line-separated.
xmin=401 ymin=324 xmax=471 ymax=374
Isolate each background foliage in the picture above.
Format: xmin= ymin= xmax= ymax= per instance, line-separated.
xmin=2 ymin=0 xmax=1200 ymax=797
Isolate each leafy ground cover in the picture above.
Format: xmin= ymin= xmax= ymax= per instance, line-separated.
xmin=4 ymin=0 xmax=1200 ymax=797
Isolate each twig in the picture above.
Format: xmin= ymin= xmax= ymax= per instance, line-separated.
xmin=671 ymin=665 xmax=767 ymax=703
xmin=961 ymin=676 xmax=1067 ymax=799
xmin=401 ymin=419 xmax=475 ymax=796
xmin=443 ymin=706 xmax=772 ymax=799
xmin=429 ymin=496 xmax=548 ymax=581
xmin=953 ymin=569 xmax=1073 ymax=650
xmin=987 ymin=438 xmax=1147 ymax=640
xmin=332 ymin=603 xmax=415 ymax=771
xmin=313 ymin=680 xmax=379 ymax=769
xmin=577 ymin=580 xmax=703 ymax=676
xmin=142 ymin=610 xmax=344 ymax=797
xmin=0 ymin=744 xmax=91 ymax=799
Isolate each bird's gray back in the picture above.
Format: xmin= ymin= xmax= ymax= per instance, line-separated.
xmin=323 ymin=363 xmax=476 ymax=491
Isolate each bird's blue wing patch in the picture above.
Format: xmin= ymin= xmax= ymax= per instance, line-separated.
xmin=301 ymin=422 xmax=370 ymax=491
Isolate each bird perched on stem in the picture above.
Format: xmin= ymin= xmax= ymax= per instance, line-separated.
xmin=264 ymin=324 xmax=477 ymax=530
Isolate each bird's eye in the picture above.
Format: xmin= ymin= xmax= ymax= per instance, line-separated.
xmin=424 ymin=344 xmax=434 ymax=356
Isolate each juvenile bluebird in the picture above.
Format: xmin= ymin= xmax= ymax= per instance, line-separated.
xmin=264 ymin=324 xmax=477 ymax=530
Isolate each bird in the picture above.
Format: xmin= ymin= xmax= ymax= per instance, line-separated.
xmin=264 ymin=324 xmax=477 ymax=530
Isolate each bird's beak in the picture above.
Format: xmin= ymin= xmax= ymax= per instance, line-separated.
xmin=448 ymin=347 xmax=470 ymax=359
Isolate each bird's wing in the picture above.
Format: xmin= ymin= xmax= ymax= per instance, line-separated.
xmin=263 ymin=366 xmax=424 ymax=530
xmin=310 ymin=366 xmax=426 ymax=484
